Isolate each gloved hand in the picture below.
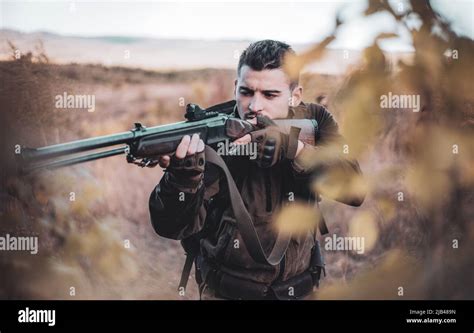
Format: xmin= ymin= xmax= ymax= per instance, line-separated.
xmin=168 ymin=150 xmax=205 ymax=185
xmin=250 ymin=115 xmax=300 ymax=168
xmin=159 ymin=134 xmax=205 ymax=191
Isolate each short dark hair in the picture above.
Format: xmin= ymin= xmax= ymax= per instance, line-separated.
xmin=237 ymin=40 xmax=298 ymax=90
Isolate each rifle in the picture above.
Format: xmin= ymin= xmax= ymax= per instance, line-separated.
xmin=18 ymin=102 xmax=318 ymax=172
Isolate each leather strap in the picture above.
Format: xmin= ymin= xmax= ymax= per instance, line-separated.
xmin=205 ymin=146 xmax=291 ymax=266
xmin=285 ymin=126 xmax=301 ymax=159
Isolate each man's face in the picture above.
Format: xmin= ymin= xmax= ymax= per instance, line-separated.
xmin=234 ymin=65 xmax=302 ymax=122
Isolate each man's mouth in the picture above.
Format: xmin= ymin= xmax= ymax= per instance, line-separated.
xmin=244 ymin=111 xmax=258 ymax=120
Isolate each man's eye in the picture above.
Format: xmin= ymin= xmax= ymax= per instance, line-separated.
xmin=264 ymin=93 xmax=277 ymax=98
xmin=240 ymin=90 xmax=252 ymax=96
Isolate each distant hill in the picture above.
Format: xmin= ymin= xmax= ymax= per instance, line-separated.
xmin=0 ymin=29 xmax=412 ymax=74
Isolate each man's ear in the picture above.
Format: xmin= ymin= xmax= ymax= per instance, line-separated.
xmin=234 ymin=79 xmax=238 ymax=98
xmin=290 ymin=86 xmax=303 ymax=106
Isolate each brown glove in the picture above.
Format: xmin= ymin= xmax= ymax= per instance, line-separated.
xmin=166 ymin=151 xmax=205 ymax=191
xmin=250 ymin=115 xmax=300 ymax=168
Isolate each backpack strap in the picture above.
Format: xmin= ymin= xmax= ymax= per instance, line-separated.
xmin=178 ymin=253 xmax=195 ymax=291
xmin=319 ymin=218 xmax=329 ymax=235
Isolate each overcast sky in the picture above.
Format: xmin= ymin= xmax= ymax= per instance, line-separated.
xmin=1 ymin=0 xmax=472 ymax=51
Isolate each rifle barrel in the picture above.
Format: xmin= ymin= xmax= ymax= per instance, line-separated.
xmin=23 ymin=146 xmax=129 ymax=172
xmin=19 ymin=114 xmax=230 ymax=171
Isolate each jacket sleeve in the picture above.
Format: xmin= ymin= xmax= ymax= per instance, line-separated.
xmin=291 ymin=104 xmax=366 ymax=207
xmin=149 ymin=164 xmax=221 ymax=240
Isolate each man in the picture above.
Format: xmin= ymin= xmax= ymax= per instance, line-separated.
xmin=149 ymin=40 xmax=365 ymax=300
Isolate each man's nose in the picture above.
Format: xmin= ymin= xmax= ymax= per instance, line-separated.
xmin=249 ymin=95 xmax=264 ymax=113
